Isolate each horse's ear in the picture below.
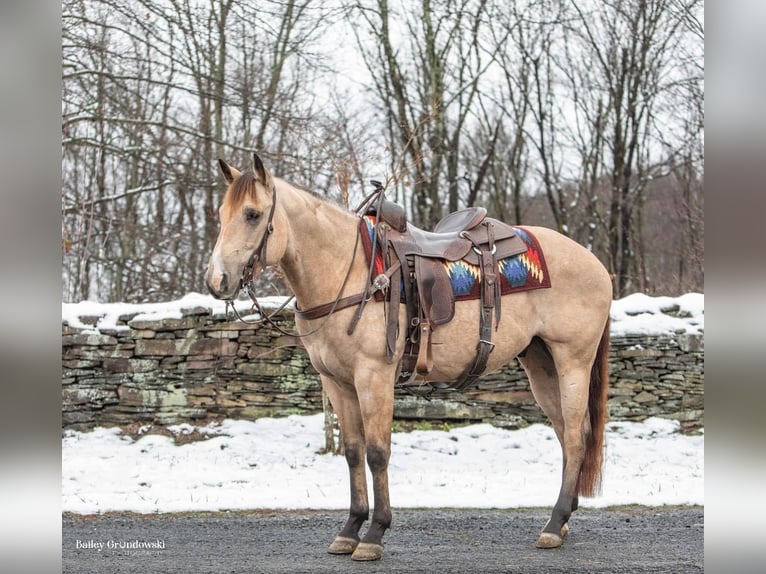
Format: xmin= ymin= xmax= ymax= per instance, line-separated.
xmin=218 ymin=158 xmax=241 ymax=184
xmin=252 ymin=152 xmax=270 ymax=184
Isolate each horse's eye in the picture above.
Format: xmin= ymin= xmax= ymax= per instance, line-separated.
xmin=244 ymin=208 xmax=261 ymax=224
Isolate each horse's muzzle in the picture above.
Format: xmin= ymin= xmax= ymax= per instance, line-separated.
xmin=205 ymin=270 xmax=235 ymax=300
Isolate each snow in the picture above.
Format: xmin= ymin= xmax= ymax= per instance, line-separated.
xmin=608 ymin=292 xmax=704 ymax=336
xmin=62 ymin=292 xmax=703 ymax=337
xmin=62 ymin=414 xmax=703 ymax=514
xmin=61 ymin=292 xmax=703 ymax=513
xmin=61 ymin=292 xmax=292 ymax=333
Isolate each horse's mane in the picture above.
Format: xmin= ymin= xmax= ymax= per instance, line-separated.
xmin=223 ymin=168 xmax=348 ymax=212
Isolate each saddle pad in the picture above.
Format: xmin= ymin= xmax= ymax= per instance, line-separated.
xmin=360 ymin=216 xmax=551 ymax=301
xmin=444 ymin=226 xmax=551 ymax=300
xmin=361 ymin=215 xmax=387 ymax=293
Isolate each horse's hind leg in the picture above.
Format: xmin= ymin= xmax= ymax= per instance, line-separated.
xmin=534 ymin=340 xmax=600 ymax=549
xmin=321 ymin=375 xmax=369 ymax=555
xmin=518 ymin=339 xmax=576 ymax=542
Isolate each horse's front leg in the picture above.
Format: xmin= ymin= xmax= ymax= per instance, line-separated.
xmin=321 ymin=375 xmax=369 ymax=555
xmin=350 ymin=368 xmax=396 ymax=561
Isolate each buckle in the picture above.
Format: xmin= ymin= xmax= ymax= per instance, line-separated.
xmin=478 ymin=339 xmax=496 ymax=351
xmin=472 ymin=244 xmax=497 ymax=256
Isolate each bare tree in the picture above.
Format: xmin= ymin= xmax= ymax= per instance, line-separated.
xmin=348 ymin=0 xmax=491 ymax=227
xmin=61 ymin=0 xmax=340 ymax=303
xmin=569 ymin=0 xmax=701 ymax=296
xmin=62 ymin=0 xmax=703 ymax=303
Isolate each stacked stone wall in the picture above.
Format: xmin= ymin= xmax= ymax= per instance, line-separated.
xmin=62 ymin=306 xmax=703 ymax=432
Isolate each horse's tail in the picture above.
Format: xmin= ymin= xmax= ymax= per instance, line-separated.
xmin=578 ymin=317 xmax=610 ymax=498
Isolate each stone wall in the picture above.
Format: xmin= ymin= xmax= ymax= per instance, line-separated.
xmin=62 ymin=306 xmax=704 ymax=432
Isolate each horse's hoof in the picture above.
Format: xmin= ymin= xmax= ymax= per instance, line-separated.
xmin=561 ymin=522 xmax=569 ymax=538
xmin=351 ymin=542 xmax=384 ymax=561
xmin=328 ymin=536 xmax=359 ymax=555
xmin=536 ymin=531 xmax=564 ymax=549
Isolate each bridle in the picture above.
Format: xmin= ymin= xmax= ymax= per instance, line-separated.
xmin=224 ymin=181 xmax=364 ymax=338
xmin=240 ymin=181 xmax=278 ymax=291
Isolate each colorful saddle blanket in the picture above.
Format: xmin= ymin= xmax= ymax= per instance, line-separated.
xmin=360 ymin=215 xmax=551 ymax=300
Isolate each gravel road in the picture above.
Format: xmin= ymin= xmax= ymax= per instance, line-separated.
xmin=63 ymin=506 xmax=703 ymax=573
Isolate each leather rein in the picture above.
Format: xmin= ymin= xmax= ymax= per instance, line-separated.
xmin=225 ymin=182 xmax=375 ymax=339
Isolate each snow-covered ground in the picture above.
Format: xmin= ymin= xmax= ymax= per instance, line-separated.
xmin=62 ymin=293 xmax=703 ymax=514
xmin=62 ymin=415 xmax=703 ymax=514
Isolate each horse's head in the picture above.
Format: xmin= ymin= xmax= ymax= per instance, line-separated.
xmin=205 ymin=153 xmax=287 ymax=300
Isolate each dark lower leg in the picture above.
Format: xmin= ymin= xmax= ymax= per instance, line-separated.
xmin=338 ymin=442 xmax=368 ymax=540
xmin=544 ymin=440 xmax=584 ymax=536
xmin=544 ymin=493 xmax=576 ymax=535
xmin=361 ymin=444 xmax=392 ymax=545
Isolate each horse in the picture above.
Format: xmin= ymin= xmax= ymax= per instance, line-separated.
xmin=205 ymin=153 xmax=612 ymax=562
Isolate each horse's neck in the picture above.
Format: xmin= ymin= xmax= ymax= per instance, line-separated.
xmin=275 ymin=180 xmax=366 ymax=310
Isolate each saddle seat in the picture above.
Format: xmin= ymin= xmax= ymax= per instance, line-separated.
xmin=433 ymin=206 xmax=488 ymax=232
xmin=399 ymin=207 xmax=485 ymax=262
xmin=398 ymin=207 xmax=526 ymax=266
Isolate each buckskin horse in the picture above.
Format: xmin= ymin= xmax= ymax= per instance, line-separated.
xmin=204 ymin=153 xmax=612 ymax=561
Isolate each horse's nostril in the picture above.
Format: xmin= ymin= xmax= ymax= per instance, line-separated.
xmin=220 ymin=272 xmax=229 ymax=293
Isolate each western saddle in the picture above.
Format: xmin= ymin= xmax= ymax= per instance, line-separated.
xmin=359 ymin=188 xmax=528 ymax=393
